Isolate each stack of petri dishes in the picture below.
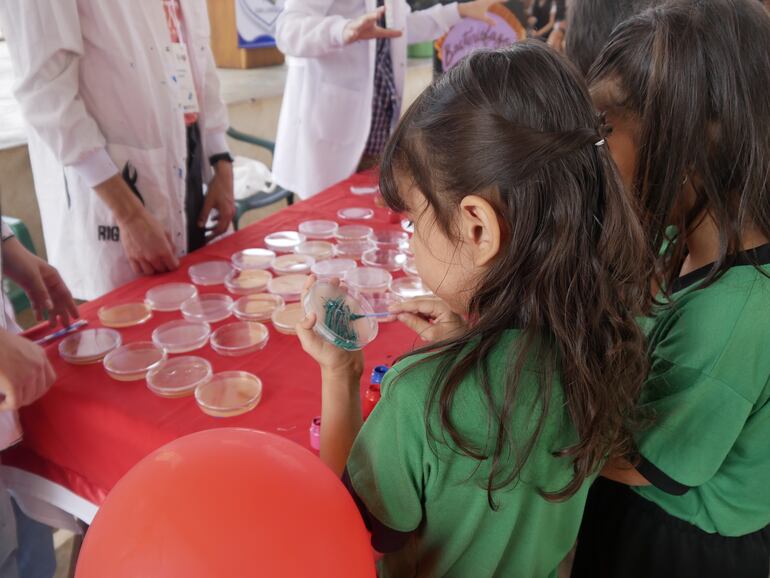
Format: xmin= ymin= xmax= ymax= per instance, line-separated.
xmin=59 ymin=328 xmax=122 ymax=365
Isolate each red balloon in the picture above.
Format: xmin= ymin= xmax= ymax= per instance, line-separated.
xmin=76 ymin=428 xmax=375 ymax=578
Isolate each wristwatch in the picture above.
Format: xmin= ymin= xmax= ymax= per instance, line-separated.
xmin=209 ymin=152 xmax=234 ymax=167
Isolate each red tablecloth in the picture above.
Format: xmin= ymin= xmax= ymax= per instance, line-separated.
xmin=4 ymin=173 xmax=418 ymax=506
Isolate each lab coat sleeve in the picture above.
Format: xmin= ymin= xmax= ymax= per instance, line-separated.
xmin=1 ymin=222 xmax=13 ymax=241
xmin=276 ymin=0 xmax=350 ymax=58
xmin=406 ymin=2 xmax=462 ymax=45
xmin=0 ymin=0 xmax=118 ymax=188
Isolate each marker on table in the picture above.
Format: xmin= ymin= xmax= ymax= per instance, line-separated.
xmin=34 ymin=319 xmax=88 ymax=346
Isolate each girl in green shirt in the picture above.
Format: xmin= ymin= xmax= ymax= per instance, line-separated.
xmin=297 ymin=42 xmax=653 ymax=577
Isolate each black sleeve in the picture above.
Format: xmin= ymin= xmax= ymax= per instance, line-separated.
xmin=636 ymin=455 xmax=691 ymax=496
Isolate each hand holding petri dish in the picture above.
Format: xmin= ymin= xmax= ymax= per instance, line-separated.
xmin=303 ymin=281 xmax=379 ymax=351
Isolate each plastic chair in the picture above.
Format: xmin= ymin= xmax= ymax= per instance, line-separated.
xmin=1 ymin=216 xmax=35 ymax=314
xmin=226 ymin=127 xmax=294 ymax=230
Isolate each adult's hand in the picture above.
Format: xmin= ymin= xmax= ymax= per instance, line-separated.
xmin=199 ymin=160 xmax=236 ymax=240
xmin=0 ymin=330 xmax=56 ymax=411
xmin=458 ymin=0 xmax=507 ymax=25
xmin=343 ymin=7 xmax=402 ymax=45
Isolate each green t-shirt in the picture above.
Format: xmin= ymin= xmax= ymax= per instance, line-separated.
xmin=346 ymin=330 xmax=591 ymax=578
xmin=634 ymin=244 xmax=770 ymax=536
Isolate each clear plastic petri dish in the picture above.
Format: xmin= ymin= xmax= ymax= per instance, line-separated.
xmin=103 ymin=342 xmax=167 ymax=382
xmin=303 ymin=281 xmax=378 ymax=351
xmin=264 ymin=231 xmax=306 ymax=253
xmin=403 ymin=255 xmax=419 ymax=277
xmin=371 ymin=230 xmax=410 ymax=249
xmin=181 ymin=294 xmax=234 ymax=323
xmin=335 ymin=225 xmax=373 ymax=241
xmin=210 ymin=322 xmax=270 ymax=357
xmin=195 ymin=371 xmax=263 ymax=418
xmin=233 ymin=293 xmax=284 ymax=322
xmin=359 ymin=292 xmax=399 ymax=321
xmin=145 ymin=283 xmax=198 ymax=312
xmin=391 ymin=277 xmax=433 ymax=300
xmin=271 ymin=253 xmax=316 ymax=276
xmin=231 ymin=248 xmax=276 ymax=271
xmin=266 ymin=274 xmax=308 ymax=302
xmin=344 ymin=267 xmax=393 ymax=293
xmin=271 ymin=302 xmax=305 ymax=335
xmin=146 ymin=356 xmax=212 ymax=398
xmin=294 ymin=241 xmax=335 ymax=261
xmin=311 ymin=258 xmax=357 ymax=281
xmin=298 ymin=220 xmax=338 ymax=240
xmin=335 ymin=239 xmax=376 ymax=259
xmin=224 ymin=269 xmax=272 ymax=295
xmin=337 ymin=207 xmax=374 ymax=221
xmin=361 ymin=249 xmax=408 ymax=272
xmin=152 ymin=319 xmax=211 ymax=354
xmin=350 ymin=185 xmax=378 ymax=196
xmin=59 ymin=328 xmax=122 ymax=365
xmin=401 ymin=219 xmax=415 ymax=233
xmin=98 ymin=302 xmax=153 ymax=328
xmin=189 ymin=261 xmax=232 ymax=286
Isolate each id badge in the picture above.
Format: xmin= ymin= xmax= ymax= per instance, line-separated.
xmin=170 ymin=43 xmax=200 ymax=114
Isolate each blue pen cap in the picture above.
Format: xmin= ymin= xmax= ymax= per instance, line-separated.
xmin=371 ymin=365 xmax=389 ymax=385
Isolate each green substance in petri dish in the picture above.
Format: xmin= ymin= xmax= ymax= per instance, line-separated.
xmin=322 ymin=296 xmax=360 ymax=349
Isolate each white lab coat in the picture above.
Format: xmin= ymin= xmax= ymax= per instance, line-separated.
xmin=273 ymin=0 xmax=461 ymax=199
xmin=0 ymin=0 xmax=230 ymax=300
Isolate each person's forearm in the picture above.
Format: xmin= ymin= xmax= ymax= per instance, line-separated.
xmin=320 ymin=369 xmax=363 ymax=477
xmin=601 ymin=457 xmax=652 ymax=486
xmin=93 ymin=174 xmax=145 ymax=224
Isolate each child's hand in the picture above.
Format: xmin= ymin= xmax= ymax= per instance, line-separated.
xmin=389 ymin=297 xmax=467 ymax=343
xmin=458 ymin=0 xmax=507 ymax=26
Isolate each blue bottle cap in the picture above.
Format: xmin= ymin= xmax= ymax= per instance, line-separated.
xmin=371 ymin=365 xmax=389 ymax=385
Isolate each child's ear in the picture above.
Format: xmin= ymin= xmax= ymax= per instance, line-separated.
xmin=458 ymin=195 xmax=501 ymax=267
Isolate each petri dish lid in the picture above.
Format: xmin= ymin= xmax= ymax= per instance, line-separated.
xmin=298 ymin=220 xmax=338 ymax=240
xmin=210 ymin=322 xmax=269 ymax=357
xmin=350 ymin=185 xmax=378 ymax=196
xmin=304 ymin=281 xmax=378 ymax=351
xmin=335 ymin=239 xmax=375 ymax=259
xmin=233 ymin=293 xmax=284 ymax=322
xmin=391 ymin=277 xmax=433 ymax=300
xmin=344 ymin=267 xmax=392 ymax=292
xmin=98 ymin=302 xmax=152 ymax=328
xmin=267 ymin=274 xmax=308 ymax=302
xmin=335 ymin=225 xmax=373 ymax=241
xmin=294 ymin=241 xmax=335 ymax=261
xmin=311 ymin=258 xmax=358 ymax=280
xmin=189 ymin=261 xmax=232 ymax=286
xmin=361 ymin=249 xmax=408 ymax=272
xmin=271 ymin=302 xmax=305 ymax=335
xmin=337 ymin=207 xmax=374 ymax=221
xmin=59 ymin=328 xmax=122 ymax=365
xmin=264 ymin=231 xmax=306 ymax=253
xmin=181 ymin=294 xmax=234 ymax=323
xmin=152 ymin=319 xmax=211 ymax=354
xmin=401 ymin=219 xmax=415 ymax=233
xmin=195 ymin=371 xmax=263 ymax=418
xmin=371 ymin=230 xmax=410 ymax=249
xmin=147 ymin=356 xmax=212 ymax=398
xmin=224 ymin=269 xmax=272 ymax=295
xmin=403 ymin=255 xmax=419 ymax=277
xmin=231 ymin=248 xmax=276 ymax=271
xmin=103 ymin=342 xmax=166 ymax=382
xmin=271 ymin=253 xmax=316 ymax=275
xmin=145 ymin=283 xmax=198 ymax=312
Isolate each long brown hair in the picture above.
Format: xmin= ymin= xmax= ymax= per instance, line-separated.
xmin=380 ymin=42 xmax=653 ymax=505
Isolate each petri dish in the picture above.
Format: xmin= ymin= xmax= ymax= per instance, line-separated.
xmin=391 ymin=277 xmax=433 ymax=300
xmin=271 ymin=253 xmax=316 ymax=276
xmin=337 ymin=207 xmax=374 ymax=221
xmin=335 ymin=239 xmax=376 ymax=259
xmin=146 ymin=356 xmax=212 ymax=398
xmin=210 ymin=322 xmax=270 ymax=357
xmin=403 ymin=255 xmax=419 ymax=277
xmin=350 ymin=185 xmax=378 ymax=196
xmin=371 ymin=230 xmax=410 ymax=249
xmin=401 ymin=219 xmax=415 ymax=233
xmin=181 ymin=294 xmax=234 ymax=323
xmin=298 ymin=220 xmax=338 ymax=240
xmin=189 ymin=261 xmax=232 ymax=286
xmin=361 ymin=249 xmax=408 ymax=272
xmin=294 ymin=241 xmax=335 ymax=261
xmin=231 ymin=248 xmax=276 ymax=271
xmin=145 ymin=283 xmax=198 ymax=312
xmin=267 ymin=274 xmax=308 ymax=302
xmin=344 ymin=267 xmax=392 ymax=293
xmin=224 ymin=269 xmax=272 ymax=295
xmin=152 ymin=319 xmax=211 ymax=354
xmin=233 ymin=293 xmax=284 ymax=322
xmin=264 ymin=231 xmax=306 ymax=253
xmin=195 ymin=371 xmax=263 ymax=418
xmin=335 ymin=225 xmax=373 ymax=241
xmin=359 ymin=292 xmax=399 ymax=321
xmin=311 ymin=258 xmax=357 ymax=281
xmin=98 ymin=302 xmax=152 ymax=328
xmin=303 ymin=281 xmax=378 ymax=351
xmin=103 ymin=342 xmax=166 ymax=382
xmin=59 ymin=328 xmax=122 ymax=365
xmin=271 ymin=302 xmax=305 ymax=335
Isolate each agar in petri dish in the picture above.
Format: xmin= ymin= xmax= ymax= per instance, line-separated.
xmin=298 ymin=220 xmax=338 ymax=240
xmin=391 ymin=277 xmax=433 ymax=300
xmin=294 ymin=241 xmax=335 ymax=261
xmin=233 ymin=294 xmax=284 ymax=322
xmin=195 ymin=371 xmax=263 ymax=417
xmin=103 ymin=342 xmax=166 ymax=382
xmin=181 ymin=294 xmax=234 ymax=323
xmin=266 ymin=274 xmax=309 ymax=302
xmin=361 ymin=249 xmax=408 ymax=272
xmin=335 ymin=225 xmax=373 ymax=241
xmin=98 ymin=302 xmax=152 ymax=328
xmin=304 ymin=282 xmax=378 ymax=351
xmin=271 ymin=253 xmax=316 ymax=276
xmin=311 ymin=258 xmax=357 ymax=281
xmin=264 ymin=231 xmax=306 ymax=253
xmin=152 ymin=319 xmax=211 ymax=354
xmin=145 ymin=283 xmax=198 ymax=312
xmin=350 ymin=185 xmax=379 ymax=196
xmin=337 ymin=207 xmax=374 ymax=221
xmin=189 ymin=261 xmax=232 ymax=286
xmin=335 ymin=239 xmax=375 ymax=259
xmin=210 ymin=322 xmax=270 ymax=357
xmin=59 ymin=328 xmax=122 ymax=365
xmin=146 ymin=356 xmax=212 ymax=398
xmin=271 ymin=302 xmax=305 ymax=335
xmin=344 ymin=267 xmax=393 ymax=293
xmin=231 ymin=248 xmax=276 ymax=271
xmin=224 ymin=269 xmax=272 ymax=295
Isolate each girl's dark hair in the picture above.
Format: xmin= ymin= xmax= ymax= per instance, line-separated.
xmin=566 ymin=0 xmax=653 ymax=76
xmin=380 ymin=42 xmax=653 ymax=504
xmin=589 ymin=0 xmax=770 ymax=289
